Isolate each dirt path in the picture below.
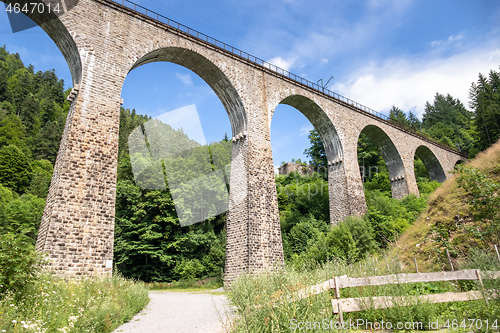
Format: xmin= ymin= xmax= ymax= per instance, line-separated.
xmin=113 ymin=290 xmax=234 ymax=333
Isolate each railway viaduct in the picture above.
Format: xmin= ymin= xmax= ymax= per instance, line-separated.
xmin=3 ymin=0 xmax=466 ymax=285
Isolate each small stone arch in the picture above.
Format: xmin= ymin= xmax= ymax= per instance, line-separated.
xmin=273 ymin=94 xmax=349 ymax=223
xmin=358 ymin=125 xmax=408 ymax=199
xmin=415 ymin=145 xmax=447 ymax=183
xmin=128 ymin=47 xmax=247 ymax=136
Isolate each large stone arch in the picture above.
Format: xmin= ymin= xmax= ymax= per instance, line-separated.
xmin=358 ymin=125 xmax=409 ymax=199
xmin=1 ymin=0 xmax=82 ymax=85
xmin=124 ymin=47 xmax=251 ymax=284
xmin=128 ymin=47 xmax=247 ymax=136
xmin=271 ymin=94 xmax=350 ymax=223
xmin=414 ymin=145 xmax=447 ymax=183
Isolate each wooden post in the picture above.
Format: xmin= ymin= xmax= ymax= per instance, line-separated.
xmin=414 ymin=257 xmax=419 ymax=273
xmin=446 ymin=249 xmax=454 ymax=271
xmin=495 ymin=245 xmax=500 ymax=264
xmin=476 ymin=269 xmax=488 ymax=305
xmin=334 ymin=276 xmax=343 ymax=324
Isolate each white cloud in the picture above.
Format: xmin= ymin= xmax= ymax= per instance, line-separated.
xmin=430 ymin=34 xmax=463 ymax=47
xmin=299 ymin=124 xmax=313 ymax=137
xmin=367 ymin=0 xmax=413 ymax=13
xmin=321 ymin=58 xmax=328 ymax=64
xmin=332 ymin=47 xmax=500 ymax=118
xmin=175 ymin=73 xmax=193 ymax=86
xmin=268 ymin=56 xmax=295 ymax=71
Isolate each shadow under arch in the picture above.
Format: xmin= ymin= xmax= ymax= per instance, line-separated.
xmin=129 ymin=47 xmax=247 ymax=136
xmin=275 ymin=94 xmax=349 ymax=224
xmin=1 ymin=0 xmax=82 ymax=85
xmin=415 ymin=145 xmax=447 ymax=183
xmin=359 ymin=125 xmax=408 ymax=199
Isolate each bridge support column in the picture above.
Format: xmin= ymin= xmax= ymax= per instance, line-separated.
xmin=390 ymin=176 xmax=411 ymax=199
xmin=224 ymin=94 xmax=284 ymax=286
xmin=328 ymin=161 xmax=351 ymax=224
xmin=342 ymin=140 xmax=368 ymax=217
xmin=36 ymin=52 xmax=123 ymax=277
xmin=401 ymin=156 xmax=420 ymax=197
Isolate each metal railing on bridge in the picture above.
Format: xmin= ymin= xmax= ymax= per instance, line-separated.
xmin=109 ymin=0 xmax=466 ymax=157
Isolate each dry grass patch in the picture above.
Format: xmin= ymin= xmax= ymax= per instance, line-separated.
xmin=389 ymin=140 xmax=500 ymax=272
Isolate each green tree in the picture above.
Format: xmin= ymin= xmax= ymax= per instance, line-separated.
xmin=0 ymin=144 xmax=32 ymax=193
xmin=304 ymin=129 xmax=327 ymax=172
xmin=388 ymin=106 xmax=410 ymax=127
xmin=27 ymin=159 xmax=53 ymax=198
xmin=408 ymin=111 xmax=422 ymax=131
xmin=0 ymin=112 xmax=26 ymax=149
xmin=33 ymin=118 xmax=64 ymax=163
xmin=357 ymin=132 xmax=383 ymax=183
xmin=422 ymin=93 xmax=475 ymax=152
xmin=470 ymin=68 xmax=500 ymax=151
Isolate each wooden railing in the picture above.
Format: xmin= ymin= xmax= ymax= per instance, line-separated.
xmin=290 ymin=269 xmax=500 ymax=323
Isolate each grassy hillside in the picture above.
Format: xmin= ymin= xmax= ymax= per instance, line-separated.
xmin=390 ymin=139 xmax=500 ymax=272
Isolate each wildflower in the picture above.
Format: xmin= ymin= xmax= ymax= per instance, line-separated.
xmin=11 ymin=320 xmax=16 ymax=324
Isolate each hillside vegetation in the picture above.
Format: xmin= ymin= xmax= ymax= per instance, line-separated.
xmin=229 ymin=143 xmax=500 ymax=332
xmin=391 ymin=138 xmax=500 ymax=271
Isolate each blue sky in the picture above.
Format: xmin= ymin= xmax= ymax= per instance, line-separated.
xmin=1 ymin=0 xmax=500 ymax=171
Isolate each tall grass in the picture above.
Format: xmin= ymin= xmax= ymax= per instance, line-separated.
xmin=0 ymin=273 xmax=149 ymax=333
xmin=229 ymin=260 xmax=348 ymax=332
xmin=228 ymin=254 xmax=500 ymax=332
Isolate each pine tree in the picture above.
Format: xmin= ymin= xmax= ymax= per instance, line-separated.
xmin=470 ymin=68 xmax=500 ymax=150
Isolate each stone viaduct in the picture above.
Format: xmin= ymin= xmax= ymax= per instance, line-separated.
xmin=4 ymin=0 xmax=466 ymax=285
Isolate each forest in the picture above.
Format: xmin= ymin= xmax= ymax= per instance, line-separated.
xmin=0 ymin=45 xmax=499 ymax=285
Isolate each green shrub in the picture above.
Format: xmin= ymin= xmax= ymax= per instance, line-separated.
xmin=286 ymin=216 xmax=377 ymax=270
xmin=364 ymin=191 xmax=425 ymax=246
xmin=456 ymin=165 xmax=500 ymax=243
xmin=286 ymin=220 xmax=322 ymax=255
xmin=342 ymin=216 xmax=378 ymax=258
xmin=1 ymin=194 xmax=45 ymax=242
xmin=0 ymin=231 xmax=44 ymax=294
xmin=417 ymin=179 xmax=441 ymax=195
xmin=173 ymin=258 xmax=206 ymax=280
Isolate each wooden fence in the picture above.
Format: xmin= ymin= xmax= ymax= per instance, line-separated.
xmin=291 ymin=269 xmax=500 ymax=323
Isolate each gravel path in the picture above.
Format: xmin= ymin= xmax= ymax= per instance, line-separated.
xmin=113 ymin=290 xmax=234 ymax=333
